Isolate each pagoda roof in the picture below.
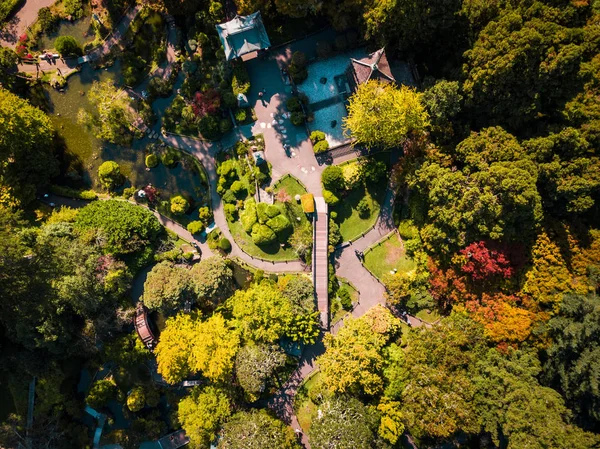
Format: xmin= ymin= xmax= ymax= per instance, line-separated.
xmin=216 ymin=12 xmax=271 ymax=61
xmin=348 ymin=48 xmax=395 ymax=88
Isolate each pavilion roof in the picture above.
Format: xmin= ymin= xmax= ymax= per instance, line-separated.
xmin=216 ymin=12 xmax=271 ymax=61
xmin=348 ymin=48 xmax=395 ymax=88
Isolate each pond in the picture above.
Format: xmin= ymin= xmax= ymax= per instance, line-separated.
xmin=45 ymin=63 xmax=208 ymax=206
xmin=37 ymin=15 xmax=95 ymax=50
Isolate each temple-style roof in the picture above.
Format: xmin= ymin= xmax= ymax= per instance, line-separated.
xmin=216 ymin=12 xmax=271 ymax=61
xmin=347 ymin=48 xmax=395 ymax=90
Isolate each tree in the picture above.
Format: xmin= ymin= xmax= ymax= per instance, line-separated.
xmin=279 ymin=275 xmax=315 ymax=313
xmin=343 ymin=80 xmax=429 ymax=149
xmin=473 ymin=348 xmax=599 ymax=448
xmin=170 ymin=195 xmax=189 ymax=215
xmin=309 ymin=397 xmax=378 ymax=449
xmin=156 ymin=313 xmax=240 ymax=384
xmin=0 ymin=88 xmax=58 ymax=207
xmin=542 ymin=294 xmax=600 ymax=428
xmin=321 ymin=165 xmax=345 ymax=192
xmin=78 ymin=81 xmax=137 ymax=145
xmin=274 ymin=0 xmax=319 ymax=18
xmin=98 ymin=161 xmax=123 ymax=190
xmin=288 ymin=222 xmax=312 ymax=260
xmin=74 ymin=200 xmax=162 ymax=255
xmin=189 ymin=256 xmax=234 ymax=308
xmin=86 ymin=379 xmax=117 ymax=408
xmin=317 ymin=305 xmax=400 ymax=395
xmin=178 ymin=386 xmax=231 ymax=448
xmin=422 ymin=79 xmax=463 ymax=137
xmin=228 ymin=282 xmax=294 ymax=343
xmin=126 ymin=387 xmax=145 ymax=412
xmin=234 ymin=344 xmax=286 ymax=401
xmin=142 ymin=261 xmax=191 ymax=312
xmin=54 ymin=35 xmax=82 ymax=55
xmin=218 ymin=410 xmax=300 ymax=449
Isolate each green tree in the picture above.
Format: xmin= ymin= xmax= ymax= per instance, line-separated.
xmin=142 ymin=261 xmax=191 ymax=312
xmin=54 ymin=35 xmax=82 ymax=56
xmin=227 ymin=282 xmax=293 ymax=343
xmin=422 ymin=79 xmax=463 ymax=137
xmin=0 ymin=88 xmax=58 ymax=207
xmin=189 ymin=256 xmax=234 ymax=308
xmin=309 ymin=397 xmax=378 ymax=449
xmin=343 ymin=81 xmax=429 ymax=149
xmin=321 ymin=165 xmax=345 ymax=192
xmin=178 ymin=386 xmax=231 ymax=448
xmin=279 ymin=275 xmax=315 ymax=313
xmin=98 ymin=161 xmax=123 ymax=190
xmin=317 ymin=305 xmax=400 ymax=395
xmin=218 ymin=410 xmax=300 ymax=449
xmin=274 ymin=0 xmax=319 ymax=18
xmin=542 ymin=294 xmax=600 ymax=428
xmin=86 ymin=379 xmax=117 ymax=408
xmin=170 ymin=195 xmax=189 ymax=215
xmin=126 ymin=387 xmax=145 ymax=412
xmin=234 ymin=344 xmax=286 ymax=401
xmin=74 ymin=200 xmax=162 ymax=255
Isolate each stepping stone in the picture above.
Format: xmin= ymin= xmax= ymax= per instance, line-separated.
xmin=272 ymin=120 xmax=277 ymax=125
xmin=278 ymin=119 xmax=284 ymax=124
xmin=267 ymin=124 xmax=272 ymax=128
xmin=301 ymin=167 xmax=308 ymax=173
xmin=291 ymin=151 xmax=296 ymax=157
xmin=260 ymin=122 xmax=266 ymax=129
xmin=311 ymin=166 xmax=315 ymax=171
xmin=270 ymin=113 xmax=274 ymax=118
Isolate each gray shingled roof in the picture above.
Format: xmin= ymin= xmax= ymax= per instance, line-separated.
xmin=216 ymin=12 xmax=271 ymax=61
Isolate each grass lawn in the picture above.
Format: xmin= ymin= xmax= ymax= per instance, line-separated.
xmin=227 ymin=174 xmax=310 ymax=261
xmin=363 ymin=232 xmax=416 ymax=281
xmin=416 ymin=309 xmax=441 ymax=324
xmin=295 ymin=371 xmax=323 ymax=432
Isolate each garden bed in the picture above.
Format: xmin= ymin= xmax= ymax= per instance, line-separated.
xmin=363 ymin=232 xmax=416 ymax=281
xmin=330 ymin=278 xmax=358 ymax=325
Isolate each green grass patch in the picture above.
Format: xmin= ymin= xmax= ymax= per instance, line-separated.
xmin=416 ymin=309 xmax=441 ymax=324
xmin=295 ymin=371 xmax=323 ymax=432
xmin=330 ymin=278 xmax=358 ymax=325
xmin=332 ymin=184 xmax=386 ymax=242
xmin=274 ymin=175 xmax=307 ymax=199
xmin=363 ymin=233 xmax=416 ymax=281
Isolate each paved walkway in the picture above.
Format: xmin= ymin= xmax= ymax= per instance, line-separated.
xmin=0 ymin=0 xmax=55 ymax=47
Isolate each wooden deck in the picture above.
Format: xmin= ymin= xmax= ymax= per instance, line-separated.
xmin=313 ymin=197 xmax=329 ymax=329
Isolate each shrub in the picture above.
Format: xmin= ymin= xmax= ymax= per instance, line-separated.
xmin=224 ymin=203 xmax=238 ymax=221
xmin=342 ymin=162 xmax=362 ymax=189
xmin=310 ymin=130 xmax=326 ymax=143
xmin=37 ymin=7 xmax=58 ymax=33
xmin=220 ymin=118 xmax=233 ymax=134
xmin=316 ymin=41 xmax=333 ymax=59
xmin=219 ymin=237 xmax=232 ymax=252
xmin=218 ymin=159 xmax=238 ymax=180
xmin=235 ymin=141 xmax=248 ymax=157
xmin=322 ymin=166 xmax=345 ymax=192
xmin=323 ymin=189 xmax=339 ymax=206
xmin=266 ymin=214 xmax=293 ymax=241
xmin=126 ymin=387 xmax=145 ymax=412
xmin=251 ymin=223 xmax=277 ymax=245
xmin=50 ymin=185 xmax=97 ymax=200
xmin=170 ymin=195 xmax=189 ymax=215
xmin=288 ymin=64 xmax=308 ymax=84
xmin=198 ymin=206 xmax=212 ymax=223
xmin=329 ymin=219 xmax=342 ymax=246
xmin=330 ymin=211 xmax=338 ymax=219
xmin=86 ymin=380 xmax=116 ymax=408
xmin=232 ymin=61 xmax=251 ymax=95
xmin=313 ymin=140 xmax=329 ymax=153
xmin=98 ymin=161 xmax=123 ymax=190
xmin=235 ymin=108 xmax=247 ymax=123
xmin=187 ymin=220 xmax=205 ymax=234
xmin=64 ymin=0 xmax=84 ymax=18
xmin=145 ymin=154 xmax=159 ymax=168
xmin=286 ymin=97 xmax=302 ymax=112
xmin=240 ymin=199 xmax=258 ymax=232
xmin=161 ymin=148 xmax=180 ymax=167
xmin=222 ymin=189 xmax=237 ymax=204
xmin=222 ymin=91 xmax=237 ymax=108
xmin=399 ymin=220 xmax=419 ymax=241
xmin=357 ymin=198 xmax=371 ymax=218
xmin=256 ymin=202 xmax=269 ymax=223
xmin=231 ymin=180 xmax=246 ymax=197
xmin=360 ymin=159 xmax=387 ymax=183
xmin=266 ymin=204 xmax=281 ymax=218
xmin=55 ymin=35 xmax=82 ymax=56
xmin=291 ymin=111 xmax=305 ymax=126
xmin=338 ymin=288 xmax=352 ymax=310
xmin=198 ymin=115 xmax=220 ymax=140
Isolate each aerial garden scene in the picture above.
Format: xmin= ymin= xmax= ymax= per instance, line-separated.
xmin=1 ymin=0 xmax=600 ymax=448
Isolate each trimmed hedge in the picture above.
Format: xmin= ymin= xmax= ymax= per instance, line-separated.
xmin=240 ymin=198 xmax=258 ymax=232
xmin=323 ymin=189 xmax=339 ymax=206
xmin=187 ymin=220 xmax=205 ymax=235
xmin=257 ymin=202 xmax=269 ymax=224
xmin=50 ymin=185 xmax=98 ymax=200
xmin=219 ymin=237 xmax=232 ymax=252
xmin=313 ymin=140 xmax=329 ymax=153
xmin=266 ymin=214 xmax=292 ymax=241
xmin=266 ymin=204 xmax=281 ymax=218
xmin=145 ymin=154 xmax=159 ymax=168
xmin=251 ymin=223 xmax=277 ymax=246
xmin=310 ymin=130 xmax=326 ymax=143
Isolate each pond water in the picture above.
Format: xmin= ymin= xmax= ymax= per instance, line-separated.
xmin=45 ymin=63 xmax=207 ymax=202
xmin=37 ymin=15 xmax=95 ymax=50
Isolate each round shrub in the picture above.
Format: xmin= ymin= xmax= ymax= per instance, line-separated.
xmin=126 ymin=387 xmax=145 ymax=412
xmin=357 ymin=197 xmax=371 ymax=218
xmin=313 ymin=140 xmax=329 ymax=154
xmin=98 ymin=160 xmax=123 ymax=190
xmin=55 ymin=35 xmax=82 ymax=56
xmin=86 ymin=380 xmax=116 ymax=408
xmin=322 ymin=165 xmax=345 ymax=192
xmin=235 ymin=141 xmax=248 ymax=157
xmin=330 ymin=211 xmax=338 ymax=219
xmin=222 ymin=189 xmax=237 ymax=204
xmin=338 ymin=288 xmax=352 ymax=310
xmin=266 ymin=214 xmax=293 ymax=241
xmin=198 ymin=206 xmax=212 ymax=223
xmin=224 ymin=203 xmax=238 ymax=221
xmin=187 ymin=220 xmax=205 ymax=235
xmin=170 ymin=195 xmax=190 ymax=215
xmin=251 ymin=223 xmax=277 ymax=246
xmin=231 ymin=180 xmax=246 ymax=197
xmin=323 ymin=189 xmax=339 ymax=206
xmin=310 ymin=130 xmax=326 ymax=143
xmin=220 ymin=118 xmax=233 ymax=134
xmin=266 ymin=204 xmax=281 ymax=218
xmin=145 ymin=154 xmax=159 ymax=168
xmin=288 ymin=64 xmax=308 ymax=84
xmin=399 ymin=220 xmax=419 ymax=240
xmin=161 ymin=149 xmax=180 ymax=168
xmin=256 ymin=202 xmax=269 ymax=224
xmin=219 ymin=237 xmax=232 ymax=252
xmin=240 ymin=199 xmax=258 ymax=232
xmin=286 ymin=97 xmax=302 ymax=112
xmin=235 ymin=108 xmax=247 ymax=122
xmin=291 ymin=111 xmax=305 ymax=126
xmin=198 ymin=115 xmax=220 ymax=140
